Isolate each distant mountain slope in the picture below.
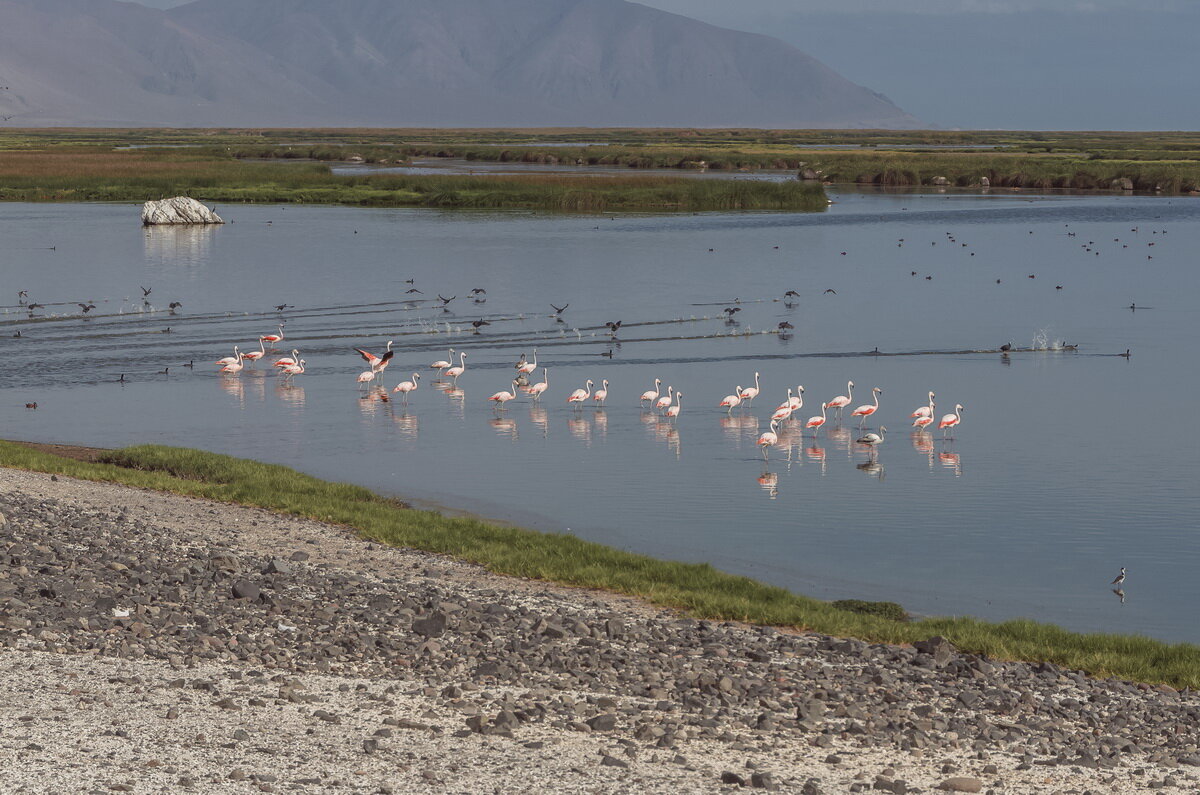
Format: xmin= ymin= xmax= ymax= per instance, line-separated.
xmin=0 ymin=0 xmax=919 ymax=128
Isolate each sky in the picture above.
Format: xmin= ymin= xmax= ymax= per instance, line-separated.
xmin=131 ymin=0 xmax=1200 ymax=130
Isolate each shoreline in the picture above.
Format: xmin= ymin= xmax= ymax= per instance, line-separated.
xmin=3 ymin=465 xmax=1199 ymax=792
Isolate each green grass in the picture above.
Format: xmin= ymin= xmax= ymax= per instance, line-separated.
xmin=0 ymin=148 xmax=827 ymax=212
xmin=3 ymin=440 xmax=1200 ymax=689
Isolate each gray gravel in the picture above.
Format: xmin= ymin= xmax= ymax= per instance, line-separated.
xmin=1 ymin=467 xmax=1198 ymax=793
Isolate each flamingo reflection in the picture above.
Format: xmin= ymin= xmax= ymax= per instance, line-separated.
xmin=567 ymin=415 xmax=592 ymax=444
xmin=389 ymin=410 xmax=419 ymax=440
xmin=489 ymin=416 xmax=518 ymax=440
xmin=939 ymin=451 xmax=962 ymax=476
xmin=218 ymin=374 xmax=246 ymax=405
xmin=275 ymin=382 xmax=306 ymax=408
xmin=805 ymin=444 xmax=828 ymax=475
xmin=593 ymin=409 xmax=608 ymax=439
xmin=757 ymin=469 xmax=779 ymax=499
xmin=856 ymin=457 xmax=884 ymax=479
xmin=654 ymin=422 xmax=681 ymax=458
xmin=528 ymin=405 xmax=549 ymax=436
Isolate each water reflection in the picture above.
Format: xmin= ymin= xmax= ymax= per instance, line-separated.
xmin=857 ymin=454 xmax=885 ymax=480
xmin=489 ymin=416 xmax=518 ymax=440
xmin=805 ymin=445 xmax=828 ymax=475
xmin=528 ymin=406 xmax=549 ymax=437
xmin=567 ymin=415 xmax=592 ymax=444
xmin=939 ymin=451 xmax=963 ymax=476
xmin=143 ymin=223 xmax=217 ymax=268
xmin=275 ymin=382 xmax=306 ymax=408
xmin=757 ymin=469 xmax=779 ymax=499
xmin=1113 ymin=588 xmax=1126 ymax=605
xmin=389 ymin=409 xmax=419 ymax=440
xmin=218 ymin=374 xmax=246 ymax=406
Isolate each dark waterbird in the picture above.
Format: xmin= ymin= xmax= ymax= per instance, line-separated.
xmin=404 ymin=278 xmax=415 ymax=284
xmin=551 ymin=303 xmax=569 ymax=319
xmin=11 ymin=331 xmax=21 ymax=338
xmin=26 ymin=303 xmax=44 ymax=311
xmin=437 ymin=294 xmax=456 ymax=308
xmin=824 ymin=289 xmax=837 ymax=295
xmin=140 ymin=285 xmax=152 ymax=297
xmin=24 ymin=402 xmax=37 ymax=409
xmin=77 ymin=303 xmax=96 ymax=313
xmin=1120 ymin=349 xmax=1131 ymax=358
xmin=273 ymin=303 xmax=291 ymax=312
xmin=471 ymin=319 xmax=490 ymax=333
xmin=406 ymin=288 xmax=423 ymax=294
xmin=470 ymin=288 xmax=486 ymax=295
xmin=723 ymin=307 xmax=741 ymax=316
xmin=777 ymin=321 xmax=794 ymax=331
xmin=1000 ymin=343 xmax=1012 ymax=352
xmin=605 ymin=320 xmax=622 ymax=336
xmin=170 ymin=302 xmax=184 ymax=312
xmin=784 ymin=290 xmax=801 ymax=298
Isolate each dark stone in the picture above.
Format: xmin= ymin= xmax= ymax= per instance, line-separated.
xmin=412 ymin=611 xmax=448 ymax=638
xmin=231 ymin=580 xmax=261 ymax=600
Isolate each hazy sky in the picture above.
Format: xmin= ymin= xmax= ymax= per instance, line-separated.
xmin=131 ymin=0 xmax=1200 ymax=129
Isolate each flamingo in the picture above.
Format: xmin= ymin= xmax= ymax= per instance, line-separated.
xmin=274 ymin=349 xmax=300 ymax=368
xmin=805 ymin=402 xmax=828 ymax=435
xmin=739 ymin=372 xmax=761 ymax=406
xmin=655 ymin=386 xmax=675 ymax=413
xmin=827 ymin=380 xmax=854 ymax=419
xmin=392 ymin=373 xmax=420 ymax=404
xmin=444 ymin=351 xmax=467 ymax=383
xmin=666 ymin=391 xmax=682 ymax=420
xmin=260 ymin=324 xmax=285 ymax=345
xmin=279 ymin=359 xmax=306 ymax=380
xmin=430 ymin=348 xmax=455 ymax=373
xmin=911 ymin=391 xmax=936 ymax=419
xmin=566 ymin=379 xmax=594 ymax=407
xmin=857 ymin=426 xmax=887 ymax=445
xmin=488 ymin=381 xmax=520 ymax=409
xmin=593 ymin=379 xmax=609 ymax=404
xmin=791 ymin=385 xmax=805 ymax=411
xmin=718 ymin=389 xmax=743 ymax=414
xmin=757 ymin=419 xmax=780 ymax=458
xmin=913 ymin=414 xmax=935 ymax=432
xmin=771 ymin=403 xmax=793 ymax=422
xmin=851 ymin=387 xmax=883 ymax=427
xmin=777 ymin=388 xmax=794 ymax=411
xmin=215 ymin=346 xmax=241 ymax=366
xmin=939 ymin=404 xmax=965 ymax=438
xmin=355 ymin=340 xmax=395 ymax=372
xmin=356 ymin=369 xmax=379 ymax=390
xmin=639 ymin=378 xmax=662 ymax=407
xmin=517 ymin=348 xmax=538 ymax=376
xmin=242 ymin=338 xmax=267 ymax=363
xmin=219 ymin=351 xmax=245 ymax=374
xmin=528 ymin=368 xmax=549 ymax=401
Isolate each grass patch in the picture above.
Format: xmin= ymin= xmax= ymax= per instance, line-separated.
xmin=2 ymin=440 xmax=1200 ymax=688
xmin=0 ymin=148 xmax=827 ymax=212
xmin=831 ymin=599 xmax=909 ymax=622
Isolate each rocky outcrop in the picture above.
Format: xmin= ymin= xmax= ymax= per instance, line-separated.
xmin=141 ymin=197 xmax=225 ymax=226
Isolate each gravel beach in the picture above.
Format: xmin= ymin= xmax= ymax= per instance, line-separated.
xmin=1 ymin=467 xmax=1198 ymax=793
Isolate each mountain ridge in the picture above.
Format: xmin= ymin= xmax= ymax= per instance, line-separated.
xmin=0 ymin=0 xmax=920 ymax=128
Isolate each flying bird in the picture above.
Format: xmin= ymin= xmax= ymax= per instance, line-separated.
xmin=823 ymin=289 xmax=837 ymax=294
xmin=471 ymin=319 xmax=491 ymax=333
xmin=405 ymin=288 xmax=423 ymax=294
xmin=78 ymin=303 xmax=96 ymax=313
xmin=274 ymin=303 xmax=291 ymax=311
xmin=437 ymin=294 xmax=456 ymax=306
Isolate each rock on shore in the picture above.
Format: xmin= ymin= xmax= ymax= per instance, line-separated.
xmin=141 ymin=197 xmax=224 ymax=226
xmin=1 ymin=467 xmax=1199 ymax=792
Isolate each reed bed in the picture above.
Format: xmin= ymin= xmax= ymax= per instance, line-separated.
xmin=3 ymin=440 xmax=1200 ymax=689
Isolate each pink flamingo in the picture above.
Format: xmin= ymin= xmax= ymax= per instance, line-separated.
xmin=939 ymin=403 xmax=964 ymax=438
xmin=219 ymin=351 xmax=245 ymax=374
xmin=279 ymin=359 xmax=305 ymax=380
xmin=260 ymin=324 xmax=285 ymax=346
xmin=356 ymin=369 xmax=379 ymax=390
xmin=274 ymin=349 xmax=300 ymax=368
xmin=655 ymin=386 xmax=675 ymax=413
xmin=757 ymin=419 xmax=780 ymax=458
xmin=789 ymin=386 xmax=805 ymax=410
xmin=516 ymin=348 xmax=538 ymax=376
xmin=392 ymin=373 xmax=420 ymax=404
xmin=355 ymin=340 xmax=394 ymax=373
xmin=444 ymin=351 xmax=467 ymax=383
xmin=639 ymin=378 xmax=661 ymax=407
xmin=826 ymin=380 xmax=854 ymax=419
xmin=566 ymin=379 xmax=594 ymax=407
xmin=805 ymin=402 xmax=828 ymax=435
xmin=215 ymin=345 xmax=241 ymax=366
xmin=851 ymin=387 xmax=883 ymax=427
xmin=488 ymin=381 xmax=520 ymax=409
xmin=739 ymin=372 xmax=761 ymax=406
xmin=430 ymin=348 xmax=455 ymax=373
xmin=913 ymin=414 xmax=935 ymax=432
xmin=665 ymin=391 xmax=682 ymax=420
xmin=911 ymin=391 xmax=936 ymax=419
xmin=592 ymin=379 xmax=609 ymax=404
xmin=771 ymin=402 xmax=793 ymax=422
xmin=528 ymin=368 xmax=549 ymax=401
xmin=718 ymin=388 xmax=743 ymax=414
xmin=242 ymin=338 xmax=267 ymax=363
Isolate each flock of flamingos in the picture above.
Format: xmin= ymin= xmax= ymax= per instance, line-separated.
xmin=215 ymin=328 xmax=966 ymax=460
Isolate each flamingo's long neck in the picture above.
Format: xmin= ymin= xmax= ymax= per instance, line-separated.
xmin=796 ymin=388 xmax=804 ymax=411
xmin=754 ymin=372 xmax=760 ymax=391
xmin=846 ymin=382 xmax=854 ymax=402
xmin=459 ymin=352 xmax=467 ymax=368
xmin=872 ymin=390 xmax=880 ymax=409
xmin=530 ymin=349 xmax=537 ymax=367
xmin=928 ymin=393 xmax=935 ymax=414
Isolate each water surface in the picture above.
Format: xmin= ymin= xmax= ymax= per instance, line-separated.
xmin=1 ymin=190 xmax=1196 ymax=642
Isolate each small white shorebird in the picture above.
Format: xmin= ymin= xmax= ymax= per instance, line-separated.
xmin=856 ymin=426 xmax=887 ymax=446
xmin=1111 ymin=567 xmax=1126 ymax=587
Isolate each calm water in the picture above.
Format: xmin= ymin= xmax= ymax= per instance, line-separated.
xmin=1 ymin=191 xmax=1197 ymax=642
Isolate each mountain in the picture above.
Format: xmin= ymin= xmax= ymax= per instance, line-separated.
xmin=0 ymin=0 xmax=920 ymax=128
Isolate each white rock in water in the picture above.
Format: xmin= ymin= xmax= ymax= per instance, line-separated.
xmin=141 ymin=196 xmax=225 ymax=225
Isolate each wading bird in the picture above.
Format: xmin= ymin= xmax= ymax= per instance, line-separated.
xmin=489 ymin=381 xmax=520 ymax=409
xmin=851 ymin=387 xmax=883 ymax=426
xmin=665 ymin=391 xmax=681 ymax=420
xmin=938 ymin=404 xmax=965 ymax=438
xmin=566 ymin=379 xmax=594 ymax=407
xmin=219 ymin=351 xmax=245 ymax=374
xmin=78 ymin=303 xmax=95 ymax=313
xmin=472 ymin=319 xmax=490 ymax=333
xmin=392 ymin=373 xmax=420 ymax=404
xmin=444 ymin=351 xmax=467 ymax=383
xmin=354 ymin=341 xmax=394 ymax=374
xmin=279 ymin=359 xmax=306 ymax=380
xmin=857 ymin=426 xmax=887 ymax=445
xmin=757 ymin=420 xmax=780 ymax=459
xmin=274 ymin=349 xmax=300 ymax=368
xmin=655 ymin=386 xmax=675 ymax=413
xmin=718 ymin=389 xmax=743 ymax=414
xmin=528 ymin=368 xmax=549 ymax=401
xmin=911 ymin=392 xmax=936 ymax=419
xmin=242 ymin=338 xmax=268 ymax=363
xmin=430 ymin=348 xmax=455 ymax=373
xmin=639 ymin=378 xmax=662 ymax=407
xmin=739 ymin=373 xmax=761 ymax=406
xmin=826 ymin=381 xmax=854 ymax=419
xmin=260 ymin=325 xmax=285 ymax=345
xmin=516 ymin=349 xmax=538 ymax=375
xmin=1111 ymin=567 xmax=1126 ymax=587
xmin=592 ymin=379 xmax=608 ymax=405
xmin=805 ymin=403 xmax=829 ymax=435
xmin=215 ymin=346 xmax=241 ymax=366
